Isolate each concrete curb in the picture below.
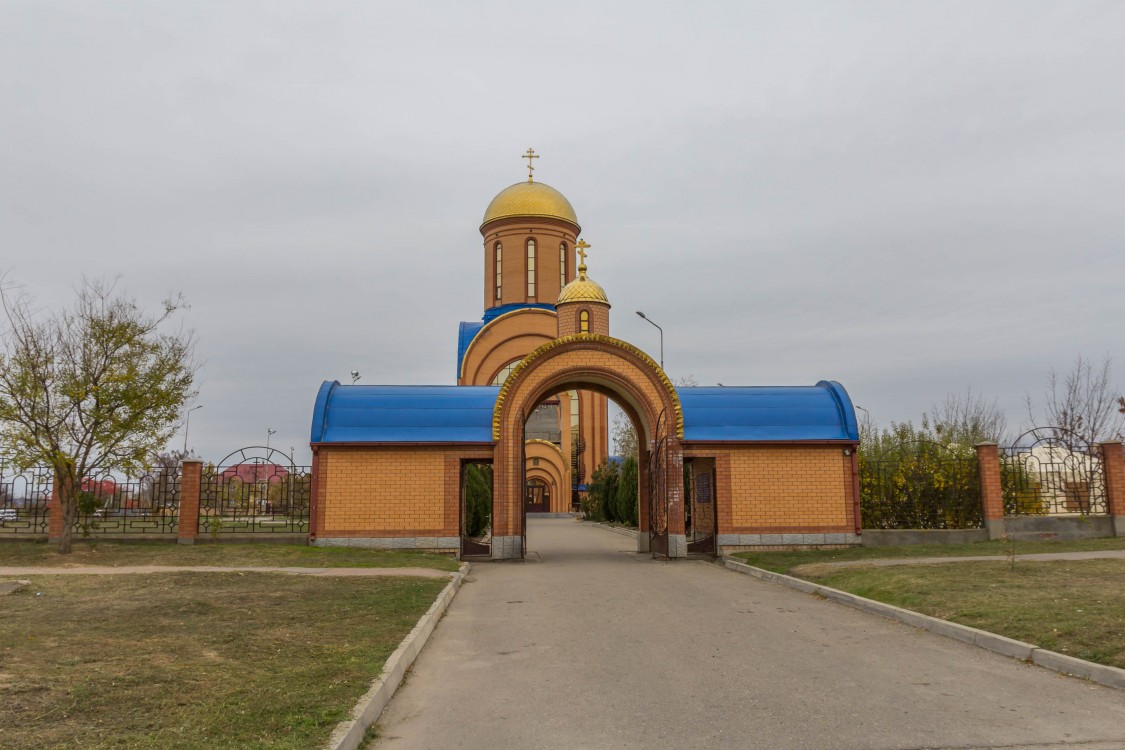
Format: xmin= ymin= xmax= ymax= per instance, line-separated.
xmin=589 ymin=522 xmax=639 ymax=538
xmin=722 ymin=557 xmax=1125 ymax=692
xmin=324 ymin=563 xmax=470 ymax=750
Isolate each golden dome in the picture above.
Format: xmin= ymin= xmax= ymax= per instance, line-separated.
xmin=558 ymin=264 xmax=610 ymax=306
xmin=481 ymin=181 xmax=579 ymax=229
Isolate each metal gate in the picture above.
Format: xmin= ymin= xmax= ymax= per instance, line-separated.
xmin=648 ymin=408 xmax=670 ymax=558
xmin=520 ymin=409 xmax=528 ymax=558
xmin=686 ymin=461 xmax=717 ymax=555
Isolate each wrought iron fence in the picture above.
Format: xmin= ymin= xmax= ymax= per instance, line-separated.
xmin=199 ymin=448 xmax=310 ymax=534
xmin=72 ymin=467 xmax=181 ymax=536
xmin=860 ymin=441 xmax=983 ymax=529
xmin=1001 ymin=428 xmax=1107 ymax=516
xmin=0 ymin=465 xmax=53 ymax=535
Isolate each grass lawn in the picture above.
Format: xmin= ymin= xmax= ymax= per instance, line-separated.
xmin=0 ymin=572 xmax=447 ymax=749
xmin=732 ymin=536 xmax=1125 ymax=574
xmin=0 ymin=540 xmax=460 ymax=571
xmin=803 ymin=560 xmax=1125 ymax=669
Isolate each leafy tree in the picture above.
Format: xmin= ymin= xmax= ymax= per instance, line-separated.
xmin=582 ymin=459 xmax=619 ymax=521
xmin=615 ymin=455 xmax=639 ymax=526
xmin=0 ymin=278 xmax=196 ymax=553
xmin=463 ymin=463 xmax=491 ymax=538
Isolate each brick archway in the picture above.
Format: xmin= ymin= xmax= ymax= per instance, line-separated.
xmin=491 ymin=334 xmax=686 ymax=559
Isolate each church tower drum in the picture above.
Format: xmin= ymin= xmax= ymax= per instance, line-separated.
xmin=479 ymin=149 xmax=579 ymax=311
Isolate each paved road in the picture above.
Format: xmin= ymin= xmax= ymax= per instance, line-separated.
xmin=378 ymin=519 xmax=1125 ymax=750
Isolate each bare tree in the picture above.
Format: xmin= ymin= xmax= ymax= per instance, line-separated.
xmin=929 ymin=387 xmax=1008 ymax=445
xmin=1025 ymin=354 xmax=1124 ymax=448
xmin=0 ymin=278 xmax=196 ymax=552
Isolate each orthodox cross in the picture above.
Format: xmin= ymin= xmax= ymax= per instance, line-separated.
xmin=575 ymin=239 xmax=590 ymax=265
xmin=522 ymin=147 xmax=539 ymax=182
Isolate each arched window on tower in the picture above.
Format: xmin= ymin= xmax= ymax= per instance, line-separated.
xmin=490 ymin=359 xmax=522 ymax=386
xmin=580 ymin=309 xmax=590 ymax=333
xmin=494 ymin=242 xmax=502 ymax=300
xmin=526 ymin=239 xmax=536 ymax=298
xmin=560 ymin=242 xmax=567 ymax=288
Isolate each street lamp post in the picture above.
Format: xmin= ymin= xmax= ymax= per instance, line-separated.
xmin=266 ymin=428 xmax=277 ymax=451
xmin=635 ymin=311 xmax=664 ymax=370
xmin=182 ymin=405 xmax=203 ymax=455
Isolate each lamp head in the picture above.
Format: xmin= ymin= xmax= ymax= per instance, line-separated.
xmin=635 ymin=311 xmax=646 ymax=319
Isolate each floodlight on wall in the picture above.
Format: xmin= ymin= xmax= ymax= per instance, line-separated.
xmin=350 ymin=370 xmax=361 ymax=384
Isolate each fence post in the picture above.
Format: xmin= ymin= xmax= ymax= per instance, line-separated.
xmin=47 ymin=469 xmax=67 ymax=544
xmin=179 ymin=459 xmax=202 ymax=545
xmin=1100 ymin=441 xmax=1125 ymax=537
xmin=975 ymin=442 xmax=1005 ymax=540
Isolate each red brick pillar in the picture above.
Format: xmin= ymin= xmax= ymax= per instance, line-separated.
xmin=178 ymin=459 xmax=202 ymax=545
xmin=1100 ymin=441 xmax=1125 ymax=537
xmin=47 ymin=469 xmax=68 ymax=544
xmin=976 ymin=442 xmax=1005 ymax=540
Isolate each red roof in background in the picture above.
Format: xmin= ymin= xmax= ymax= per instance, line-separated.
xmin=219 ymin=463 xmax=289 ymax=483
xmin=80 ymin=478 xmax=117 ymax=497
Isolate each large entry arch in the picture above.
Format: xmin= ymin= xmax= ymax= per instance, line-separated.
xmin=492 ymin=334 xmax=686 ymax=559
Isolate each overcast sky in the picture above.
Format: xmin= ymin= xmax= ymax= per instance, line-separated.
xmin=2 ymin=1 xmax=1122 ymax=464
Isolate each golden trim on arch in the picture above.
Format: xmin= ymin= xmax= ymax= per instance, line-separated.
xmin=491 ymin=333 xmax=684 ymax=441
xmin=524 ymin=438 xmax=567 ymax=461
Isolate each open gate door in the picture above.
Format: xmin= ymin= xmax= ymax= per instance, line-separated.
xmin=648 ymin=408 xmax=670 ymax=558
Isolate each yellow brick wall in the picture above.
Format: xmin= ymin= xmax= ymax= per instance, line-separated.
xmin=684 ymin=444 xmax=855 ymax=534
xmin=318 ymin=446 xmax=454 ymax=536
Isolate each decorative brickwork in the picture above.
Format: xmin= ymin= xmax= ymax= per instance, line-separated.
xmin=458 ymin=308 xmax=558 ymax=385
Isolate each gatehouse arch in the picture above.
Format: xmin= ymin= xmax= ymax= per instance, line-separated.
xmin=491 ymin=334 xmax=687 ymax=559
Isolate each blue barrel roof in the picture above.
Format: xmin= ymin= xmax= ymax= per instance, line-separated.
xmin=677 ymin=381 xmax=858 ymax=442
xmin=311 ymin=382 xmax=499 ymax=444
xmin=311 ymin=379 xmax=858 ymax=445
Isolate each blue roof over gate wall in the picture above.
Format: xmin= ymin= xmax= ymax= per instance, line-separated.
xmin=677 ymin=381 xmax=859 ymax=442
xmin=310 ymin=382 xmax=499 ymax=444
xmin=310 ymin=379 xmax=858 ymax=445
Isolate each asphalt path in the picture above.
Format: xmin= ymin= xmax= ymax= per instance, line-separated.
xmin=377 ymin=518 xmax=1125 ymax=750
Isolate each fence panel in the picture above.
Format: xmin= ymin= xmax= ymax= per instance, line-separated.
xmin=860 ymin=441 xmax=983 ymax=529
xmin=0 ymin=466 xmax=53 ymax=535
xmin=1001 ymin=429 xmax=1107 ymax=516
xmin=72 ymin=468 xmax=181 ymax=536
xmin=199 ymin=454 xmax=310 ymax=534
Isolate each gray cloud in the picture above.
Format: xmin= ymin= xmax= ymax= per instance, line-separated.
xmin=2 ymin=1 xmax=1122 ymax=461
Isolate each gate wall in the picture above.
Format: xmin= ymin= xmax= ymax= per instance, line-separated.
xmin=683 ymin=444 xmax=861 ymax=550
xmin=309 ymin=444 xmax=492 ymax=550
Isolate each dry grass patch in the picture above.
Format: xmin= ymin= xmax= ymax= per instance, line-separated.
xmin=0 ymin=572 xmax=447 ymax=749
xmin=805 ymin=559 xmax=1125 ymax=669
xmin=0 ymin=540 xmax=459 ymax=571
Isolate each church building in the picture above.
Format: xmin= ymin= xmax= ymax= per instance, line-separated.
xmin=309 ymin=153 xmax=861 ymax=559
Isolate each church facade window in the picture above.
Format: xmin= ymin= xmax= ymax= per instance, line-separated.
xmin=526 ymin=239 xmax=536 ymax=298
xmin=494 ymin=242 xmax=502 ymax=300
xmin=580 ymin=309 xmax=590 ymax=333
xmin=491 ymin=358 xmax=522 ymax=386
xmin=560 ymin=242 xmax=567 ymax=288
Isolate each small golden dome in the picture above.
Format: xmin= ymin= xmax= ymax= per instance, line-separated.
xmin=558 ymin=264 xmax=610 ymax=306
xmin=482 ymin=181 xmax=579 ymax=229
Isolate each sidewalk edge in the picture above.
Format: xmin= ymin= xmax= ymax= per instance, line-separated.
xmin=324 ymin=562 xmax=470 ymax=750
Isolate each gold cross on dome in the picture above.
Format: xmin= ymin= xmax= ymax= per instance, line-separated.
xmin=522 ymin=147 xmax=539 ymax=182
xmin=575 ymin=239 xmax=590 ymax=265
